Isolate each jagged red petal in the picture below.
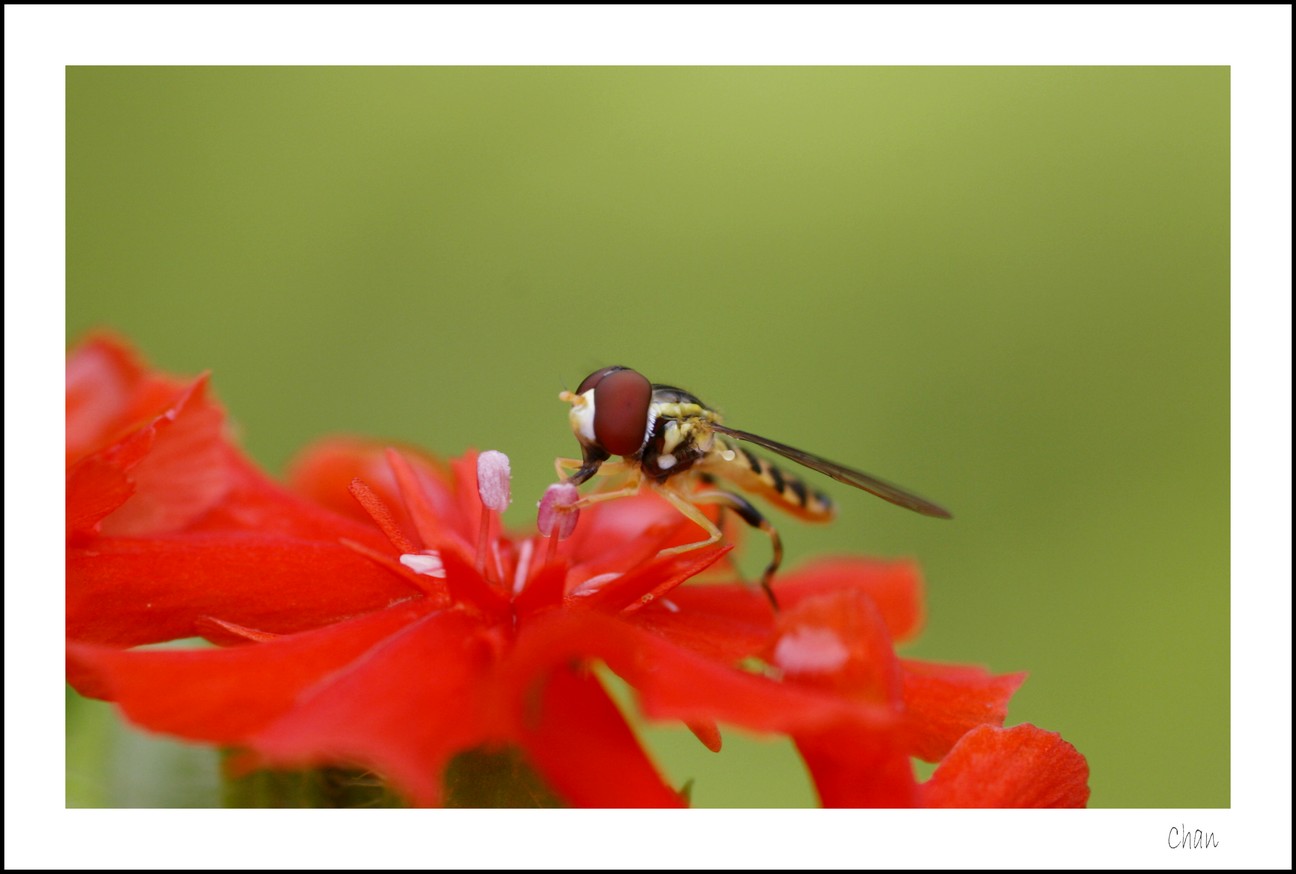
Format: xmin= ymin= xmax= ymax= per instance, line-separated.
xmin=66 ymin=456 xmax=139 ymax=539
xmin=920 ymin=724 xmax=1091 ymax=808
xmin=66 ymin=333 xmax=192 ymax=467
xmin=94 ymin=377 xmax=232 ymax=537
xmin=66 ymin=375 xmax=232 ymax=539
xmin=901 ymin=660 xmax=1027 ymax=762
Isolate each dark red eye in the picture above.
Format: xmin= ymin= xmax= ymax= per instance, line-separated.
xmin=577 ymin=365 xmax=628 ymax=396
xmin=591 ymin=368 xmax=651 ymax=456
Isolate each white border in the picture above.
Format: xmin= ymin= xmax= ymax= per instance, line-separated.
xmin=7 ymin=4 xmax=1290 ymax=870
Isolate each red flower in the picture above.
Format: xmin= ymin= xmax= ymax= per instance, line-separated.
xmin=66 ymin=334 xmax=1088 ymax=807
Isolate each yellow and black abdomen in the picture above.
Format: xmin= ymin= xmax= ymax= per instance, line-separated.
xmin=702 ymin=439 xmax=836 ymax=522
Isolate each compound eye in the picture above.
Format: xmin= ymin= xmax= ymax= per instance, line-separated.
xmin=592 ymin=368 xmax=651 ymax=456
xmin=576 ymin=365 xmax=628 ymax=396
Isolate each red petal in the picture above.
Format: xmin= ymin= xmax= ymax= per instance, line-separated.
xmin=795 ymin=726 xmax=919 ymax=807
xmin=284 ymin=440 xmax=471 ymax=554
xmin=66 ymin=602 xmax=430 ymax=733
xmin=449 ymin=452 xmax=489 ymax=537
xmin=96 ymin=377 xmax=234 ymax=537
xmin=387 ymin=448 xmax=475 ymax=551
xmin=570 ymin=545 xmax=732 ymax=614
xmin=288 ymin=439 xmax=427 ymax=524
xmin=769 ymin=589 xmax=903 ymax=706
xmin=67 ymin=533 xmax=425 ymax=646
xmin=249 ymin=610 xmax=494 ymax=807
xmin=511 ymin=611 xmax=896 ymax=738
xmin=435 ymin=544 xmax=511 ymax=622
xmin=66 ymin=455 xmax=140 ymax=539
xmin=776 ymin=558 xmax=925 ymax=642
xmin=685 ymin=719 xmax=723 ymax=753
xmin=66 ymin=333 xmax=191 ymax=467
xmin=66 ymin=341 xmax=402 ymax=553
xmin=516 ymin=666 xmax=685 ymax=807
xmin=901 ymin=660 xmax=1026 ymax=762
xmin=511 ymin=558 xmax=569 ymax=617
xmin=185 ymin=449 xmax=394 ymax=550
xmin=627 ymin=582 xmax=773 ymax=664
xmin=66 ymin=376 xmax=232 ymax=539
xmin=920 ymin=724 xmax=1091 ymax=808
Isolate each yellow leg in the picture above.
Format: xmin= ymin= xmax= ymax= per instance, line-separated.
xmin=554 ymin=456 xmax=643 ymax=509
xmin=572 ymin=476 xmax=643 ymax=509
xmin=657 ymin=485 xmax=783 ymax=611
xmin=652 ymin=483 xmax=724 ymax=555
xmin=554 ymin=456 xmax=635 ymax=481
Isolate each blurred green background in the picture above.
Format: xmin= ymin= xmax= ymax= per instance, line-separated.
xmin=66 ymin=67 xmax=1228 ymax=808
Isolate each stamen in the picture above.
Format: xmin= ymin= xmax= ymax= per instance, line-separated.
xmin=537 ymin=482 xmax=580 ymax=563
xmin=476 ymin=451 xmax=511 ymax=576
xmin=477 ymin=451 xmax=512 ymax=513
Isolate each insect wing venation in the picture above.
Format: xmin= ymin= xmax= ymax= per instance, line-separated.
xmin=710 ymin=424 xmax=953 ymax=519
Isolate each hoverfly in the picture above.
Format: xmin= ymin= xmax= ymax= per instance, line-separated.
xmin=556 ymin=366 xmax=951 ymax=609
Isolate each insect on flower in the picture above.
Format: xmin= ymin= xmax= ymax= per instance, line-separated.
xmin=557 ymin=366 xmax=952 ymax=609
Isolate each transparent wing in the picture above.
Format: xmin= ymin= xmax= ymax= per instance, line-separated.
xmin=711 ymin=424 xmax=953 ymax=519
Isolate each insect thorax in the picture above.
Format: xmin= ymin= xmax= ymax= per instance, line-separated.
xmin=637 ymin=386 xmax=719 ymax=483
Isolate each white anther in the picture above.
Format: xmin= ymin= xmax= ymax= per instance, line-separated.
xmin=400 ymin=550 xmax=447 ymax=579
xmin=477 ymin=450 xmax=512 ymax=512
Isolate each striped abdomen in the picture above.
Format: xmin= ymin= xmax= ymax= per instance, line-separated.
xmin=702 ymin=439 xmax=836 ymax=522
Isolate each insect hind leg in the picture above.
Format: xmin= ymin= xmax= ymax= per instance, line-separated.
xmin=673 ymin=487 xmax=784 ymax=611
xmin=652 ymin=483 xmax=725 ymax=556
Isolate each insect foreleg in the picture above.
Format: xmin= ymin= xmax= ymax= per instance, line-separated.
xmin=571 ymin=477 xmax=644 ymax=509
xmin=553 ymin=457 xmax=644 ymax=510
xmin=554 ymin=456 xmax=635 ymax=482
